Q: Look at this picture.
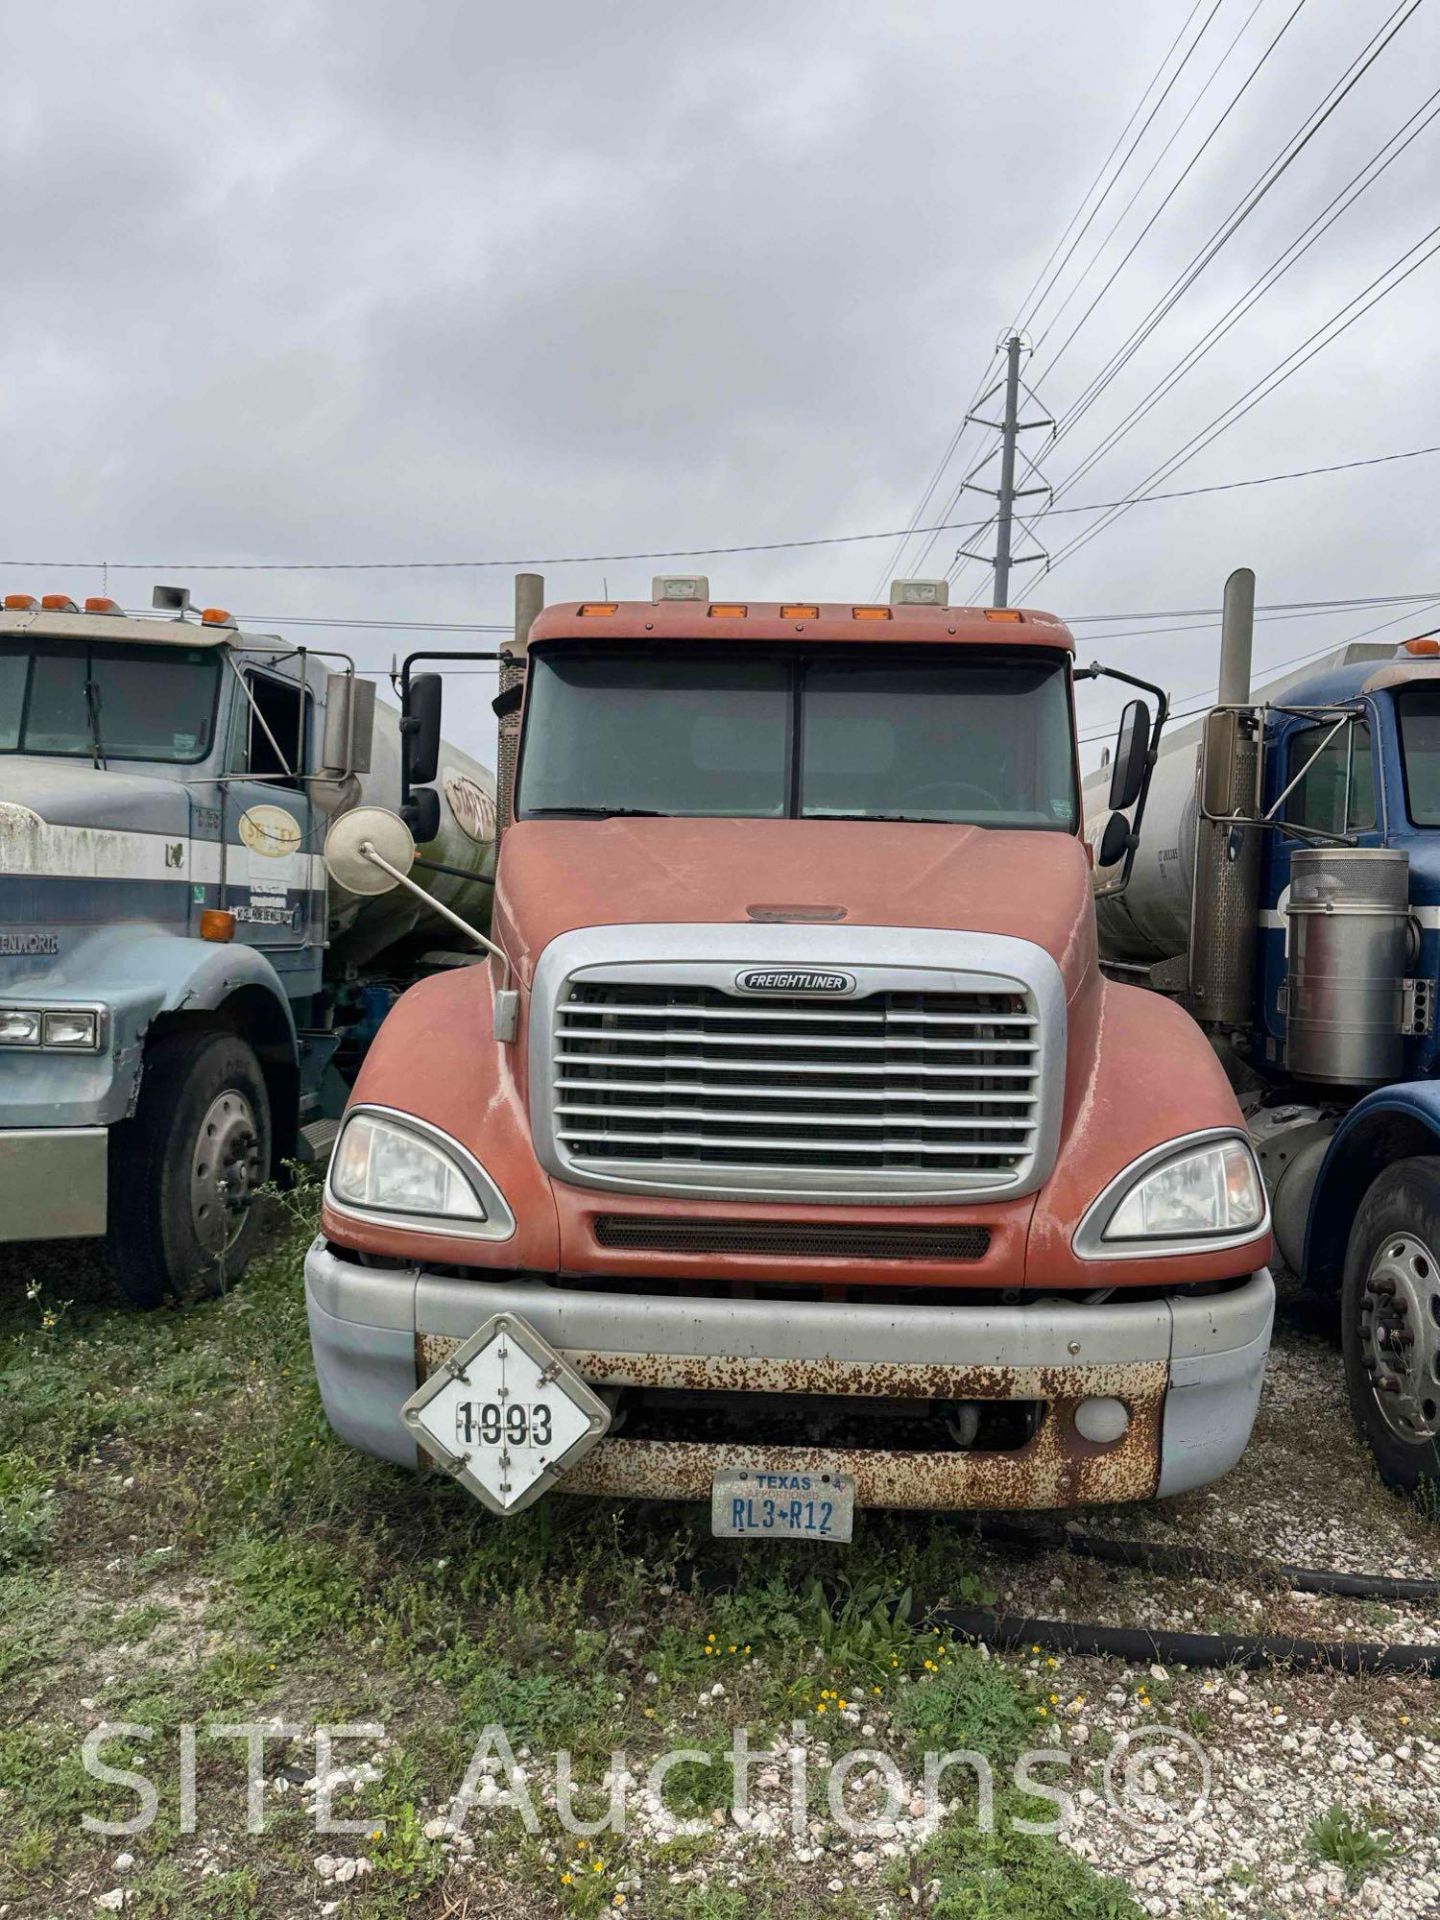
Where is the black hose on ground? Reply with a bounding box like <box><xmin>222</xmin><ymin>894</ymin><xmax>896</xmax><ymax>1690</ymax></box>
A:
<box><xmin>936</xmin><ymin>1604</ymin><xmax>1440</xmax><ymax>1676</ymax></box>
<box><xmin>965</xmin><ymin>1518</ymin><xmax>1440</xmax><ymax>1603</ymax></box>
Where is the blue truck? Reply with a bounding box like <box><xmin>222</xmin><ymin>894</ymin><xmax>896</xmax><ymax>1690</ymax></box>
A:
<box><xmin>0</xmin><ymin>586</ymin><xmax>496</xmax><ymax>1306</ymax></box>
<box><xmin>1087</xmin><ymin>572</ymin><xmax>1440</xmax><ymax>1494</ymax></box>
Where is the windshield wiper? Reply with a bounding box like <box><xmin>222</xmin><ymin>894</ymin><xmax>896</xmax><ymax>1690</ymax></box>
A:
<box><xmin>524</xmin><ymin>806</ymin><xmax>669</xmax><ymax>819</ymax></box>
<box><xmin>83</xmin><ymin>675</ymin><xmax>107</xmax><ymax>771</ymax></box>
<box><xmin>809</xmin><ymin>812</ymin><xmax>953</xmax><ymax>824</ymax></box>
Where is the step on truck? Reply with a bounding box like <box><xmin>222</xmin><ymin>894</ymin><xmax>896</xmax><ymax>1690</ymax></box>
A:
<box><xmin>1086</xmin><ymin>566</ymin><xmax>1440</xmax><ymax>1496</ymax></box>
<box><xmin>303</xmin><ymin>574</ymin><xmax>1274</xmax><ymax>1536</ymax></box>
<box><xmin>0</xmin><ymin>586</ymin><xmax>498</xmax><ymax>1305</ymax></box>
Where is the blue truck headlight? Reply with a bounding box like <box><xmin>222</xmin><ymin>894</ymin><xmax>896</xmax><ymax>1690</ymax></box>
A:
<box><xmin>326</xmin><ymin>1105</ymin><xmax>516</xmax><ymax>1241</ymax></box>
<box><xmin>0</xmin><ymin>1006</ymin><xmax>103</xmax><ymax>1050</ymax></box>
<box><xmin>1075</xmin><ymin>1130</ymin><xmax>1268</xmax><ymax>1259</ymax></box>
<box><xmin>0</xmin><ymin>1009</ymin><xmax>41</xmax><ymax>1046</ymax></box>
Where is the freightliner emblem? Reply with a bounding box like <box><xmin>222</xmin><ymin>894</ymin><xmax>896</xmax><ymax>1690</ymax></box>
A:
<box><xmin>735</xmin><ymin>967</ymin><xmax>856</xmax><ymax>996</ymax></box>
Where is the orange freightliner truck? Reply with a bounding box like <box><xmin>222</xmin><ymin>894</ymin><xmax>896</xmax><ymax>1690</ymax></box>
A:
<box><xmin>304</xmin><ymin>574</ymin><xmax>1275</xmax><ymax>1540</ymax></box>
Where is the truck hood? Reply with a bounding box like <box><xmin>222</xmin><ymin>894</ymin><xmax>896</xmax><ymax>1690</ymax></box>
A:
<box><xmin>497</xmin><ymin>817</ymin><xmax>1097</xmax><ymax>1002</ymax></box>
<box><xmin>0</xmin><ymin>758</ymin><xmax>191</xmax><ymax>837</ymax></box>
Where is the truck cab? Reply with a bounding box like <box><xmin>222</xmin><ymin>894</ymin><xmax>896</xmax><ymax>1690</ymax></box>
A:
<box><xmin>1088</xmin><ymin>608</ymin><xmax>1440</xmax><ymax>1496</ymax></box>
<box><xmin>0</xmin><ymin>587</ymin><xmax>496</xmax><ymax>1305</ymax></box>
<box><xmin>305</xmin><ymin>577</ymin><xmax>1275</xmax><ymax>1530</ymax></box>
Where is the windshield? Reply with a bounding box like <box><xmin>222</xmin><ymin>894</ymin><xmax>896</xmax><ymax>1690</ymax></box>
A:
<box><xmin>0</xmin><ymin>640</ymin><xmax>222</xmax><ymax>764</ymax></box>
<box><xmin>517</xmin><ymin>644</ymin><xmax>1077</xmax><ymax>829</ymax></box>
<box><xmin>1397</xmin><ymin>686</ymin><xmax>1440</xmax><ymax>826</ymax></box>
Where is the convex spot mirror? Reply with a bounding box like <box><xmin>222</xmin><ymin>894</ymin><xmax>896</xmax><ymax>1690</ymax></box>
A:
<box><xmin>403</xmin><ymin>785</ymin><xmax>442</xmax><ymax>844</ymax></box>
<box><xmin>1108</xmin><ymin>699</ymin><xmax>1152</xmax><ymax>812</ymax></box>
<box><xmin>1098</xmin><ymin>811</ymin><xmax>1132</xmax><ymax>869</ymax></box>
<box><xmin>323</xmin><ymin>805</ymin><xmax>416</xmax><ymax>896</ymax></box>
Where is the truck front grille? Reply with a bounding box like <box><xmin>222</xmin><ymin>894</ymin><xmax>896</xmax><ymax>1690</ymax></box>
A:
<box><xmin>552</xmin><ymin>982</ymin><xmax>1041</xmax><ymax>1193</ymax></box>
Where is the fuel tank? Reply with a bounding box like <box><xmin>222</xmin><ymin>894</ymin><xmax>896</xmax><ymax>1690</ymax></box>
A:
<box><xmin>327</xmin><ymin>698</ymin><xmax>497</xmax><ymax>967</ymax></box>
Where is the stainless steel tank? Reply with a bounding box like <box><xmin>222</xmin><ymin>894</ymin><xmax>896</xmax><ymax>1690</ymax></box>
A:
<box><xmin>1285</xmin><ymin>848</ymin><xmax>1410</xmax><ymax>1084</ymax></box>
<box><xmin>1087</xmin><ymin>742</ymin><xmax>1200</xmax><ymax>964</ymax></box>
<box><xmin>327</xmin><ymin>696</ymin><xmax>497</xmax><ymax>967</ymax></box>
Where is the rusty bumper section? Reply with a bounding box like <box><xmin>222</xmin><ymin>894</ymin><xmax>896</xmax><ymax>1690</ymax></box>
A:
<box><xmin>305</xmin><ymin>1245</ymin><xmax>1274</xmax><ymax>1511</ymax></box>
<box><xmin>416</xmin><ymin>1332</ymin><xmax>1168</xmax><ymax>1507</ymax></box>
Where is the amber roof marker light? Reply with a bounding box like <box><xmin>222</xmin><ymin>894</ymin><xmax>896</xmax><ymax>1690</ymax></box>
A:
<box><xmin>577</xmin><ymin>603</ymin><xmax>618</xmax><ymax>617</ymax></box>
<box><xmin>707</xmin><ymin>604</ymin><xmax>748</xmax><ymax>619</ymax></box>
<box><xmin>852</xmin><ymin>606</ymin><xmax>892</xmax><ymax>620</ymax></box>
<box><xmin>983</xmin><ymin>609</ymin><xmax>1025</xmax><ymax>623</ymax></box>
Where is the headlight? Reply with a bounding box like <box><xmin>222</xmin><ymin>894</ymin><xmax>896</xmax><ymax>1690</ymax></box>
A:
<box><xmin>1075</xmin><ymin>1130</ymin><xmax>1267</xmax><ymax>1258</ymax></box>
<box><xmin>0</xmin><ymin>1006</ymin><xmax>103</xmax><ymax>1050</ymax></box>
<box><xmin>43</xmin><ymin>1010</ymin><xmax>99</xmax><ymax>1048</ymax></box>
<box><xmin>0</xmin><ymin>1009</ymin><xmax>41</xmax><ymax>1046</ymax></box>
<box><xmin>332</xmin><ymin>1111</ymin><xmax>483</xmax><ymax>1218</ymax></box>
<box><xmin>325</xmin><ymin>1107</ymin><xmax>515</xmax><ymax>1241</ymax></box>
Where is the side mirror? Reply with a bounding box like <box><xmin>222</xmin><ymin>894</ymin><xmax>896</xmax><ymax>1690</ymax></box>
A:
<box><xmin>321</xmin><ymin>672</ymin><xmax>375</xmax><ymax>776</ymax></box>
<box><xmin>1108</xmin><ymin>699</ymin><xmax>1151</xmax><ymax>811</ymax></box>
<box><xmin>1097</xmin><ymin>812</ymin><xmax>1132</xmax><ymax>869</ymax></box>
<box><xmin>322</xmin><ymin>805</ymin><xmax>415</xmax><ymax>895</ymax></box>
<box><xmin>404</xmin><ymin>672</ymin><xmax>443</xmax><ymax>788</ymax></box>
<box><xmin>1200</xmin><ymin>708</ymin><xmax>1251</xmax><ymax>818</ymax></box>
<box><xmin>403</xmin><ymin>785</ymin><xmax>442</xmax><ymax>844</ymax></box>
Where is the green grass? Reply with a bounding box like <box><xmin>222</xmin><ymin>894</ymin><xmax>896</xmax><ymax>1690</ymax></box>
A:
<box><xmin>0</xmin><ymin>1203</ymin><xmax>1143</xmax><ymax>1918</ymax></box>
<box><xmin>1308</xmin><ymin>1802</ymin><xmax>1393</xmax><ymax>1881</ymax></box>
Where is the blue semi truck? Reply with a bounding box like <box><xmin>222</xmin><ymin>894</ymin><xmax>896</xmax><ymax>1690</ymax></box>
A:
<box><xmin>1087</xmin><ymin>571</ymin><xmax>1440</xmax><ymax>1494</ymax></box>
<box><xmin>0</xmin><ymin>586</ymin><xmax>497</xmax><ymax>1306</ymax></box>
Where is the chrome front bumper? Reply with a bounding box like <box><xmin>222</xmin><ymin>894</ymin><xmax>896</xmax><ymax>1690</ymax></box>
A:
<box><xmin>304</xmin><ymin>1242</ymin><xmax>1274</xmax><ymax>1510</ymax></box>
<box><xmin>0</xmin><ymin>1127</ymin><xmax>107</xmax><ymax>1239</ymax></box>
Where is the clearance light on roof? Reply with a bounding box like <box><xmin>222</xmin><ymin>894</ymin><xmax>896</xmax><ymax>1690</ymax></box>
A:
<box><xmin>708</xmin><ymin>603</ymin><xmax>748</xmax><ymax>618</ymax></box>
<box><xmin>652</xmin><ymin>575</ymin><xmax>710</xmax><ymax>602</ymax></box>
<box><xmin>3</xmin><ymin>594</ymin><xmax>38</xmax><ymax>611</ymax></box>
<box><xmin>577</xmin><ymin>603</ymin><xmax>617</xmax><ymax>617</ymax></box>
<box><xmin>84</xmin><ymin>597</ymin><xmax>125</xmax><ymax>615</ymax></box>
<box><xmin>41</xmin><ymin>594</ymin><xmax>78</xmax><ymax>612</ymax></box>
<box><xmin>781</xmin><ymin>605</ymin><xmax>819</xmax><ymax>621</ymax></box>
<box><xmin>200</xmin><ymin>607</ymin><xmax>236</xmax><ymax>627</ymax></box>
<box><xmin>852</xmin><ymin>606</ymin><xmax>891</xmax><ymax>620</ymax></box>
<box><xmin>1404</xmin><ymin>637</ymin><xmax>1440</xmax><ymax>656</ymax></box>
<box><xmin>983</xmin><ymin>608</ymin><xmax>1024</xmax><ymax>623</ymax></box>
<box><xmin>890</xmin><ymin>579</ymin><xmax>949</xmax><ymax>608</ymax></box>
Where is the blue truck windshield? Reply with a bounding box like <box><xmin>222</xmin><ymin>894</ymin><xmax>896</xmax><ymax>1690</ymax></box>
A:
<box><xmin>0</xmin><ymin>640</ymin><xmax>222</xmax><ymax>764</ymax></box>
<box><xmin>1397</xmin><ymin>685</ymin><xmax>1440</xmax><ymax>826</ymax></box>
<box><xmin>517</xmin><ymin>645</ymin><xmax>1078</xmax><ymax>829</ymax></box>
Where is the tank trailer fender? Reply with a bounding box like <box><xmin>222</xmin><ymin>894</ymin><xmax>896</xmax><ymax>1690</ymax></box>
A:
<box><xmin>39</xmin><ymin>927</ymin><xmax>297</xmax><ymax>1126</ymax></box>
<box><xmin>1303</xmin><ymin>1084</ymin><xmax>1440</xmax><ymax>1293</ymax></box>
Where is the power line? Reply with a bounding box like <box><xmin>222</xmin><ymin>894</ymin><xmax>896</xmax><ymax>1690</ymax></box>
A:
<box><xmin>11</xmin><ymin>440</ymin><xmax>1437</xmax><ymax>580</ymax></box>
<box><xmin>1045</xmin><ymin>78</ymin><xmax>1440</xmax><ymax>507</ymax></box>
<box><xmin>1040</xmin><ymin>0</ymin><xmax>1422</xmax><ymax>443</ymax></box>
<box><xmin>1077</xmin><ymin>596</ymin><xmax>1440</xmax><ymax>742</ymax></box>
<box><xmin>1021</xmin><ymin>217</ymin><xmax>1440</xmax><ymax>592</ymax></box>
<box><xmin>1031</xmin><ymin>0</ymin><xmax>1298</xmax><ymax>358</ymax></box>
<box><xmin>1015</xmin><ymin>0</ymin><xmax>1226</xmax><ymax>336</ymax></box>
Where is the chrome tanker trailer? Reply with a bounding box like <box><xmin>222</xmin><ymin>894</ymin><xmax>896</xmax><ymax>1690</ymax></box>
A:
<box><xmin>1084</xmin><ymin>567</ymin><xmax>1440</xmax><ymax>1493</ymax></box>
<box><xmin>0</xmin><ymin>584</ymin><xmax>496</xmax><ymax>1306</ymax></box>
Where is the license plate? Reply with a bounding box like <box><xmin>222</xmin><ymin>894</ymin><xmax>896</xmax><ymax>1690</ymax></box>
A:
<box><xmin>711</xmin><ymin>1469</ymin><xmax>855</xmax><ymax>1542</ymax></box>
<box><xmin>400</xmin><ymin>1314</ymin><xmax>610</xmax><ymax>1518</ymax></box>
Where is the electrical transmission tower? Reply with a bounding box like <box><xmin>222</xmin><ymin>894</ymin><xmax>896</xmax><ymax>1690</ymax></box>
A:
<box><xmin>957</xmin><ymin>334</ymin><xmax>1056</xmax><ymax>607</ymax></box>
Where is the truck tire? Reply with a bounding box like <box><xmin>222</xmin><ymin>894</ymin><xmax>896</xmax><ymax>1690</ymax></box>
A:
<box><xmin>107</xmin><ymin>1030</ymin><xmax>271</xmax><ymax>1309</ymax></box>
<box><xmin>1341</xmin><ymin>1157</ymin><xmax>1440</xmax><ymax>1496</ymax></box>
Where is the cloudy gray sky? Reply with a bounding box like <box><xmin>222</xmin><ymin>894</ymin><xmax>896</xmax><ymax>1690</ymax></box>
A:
<box><xmin>5</xmin><ymin>0</ymin><xmax>1440</xmax><ymax>765</ymax></box>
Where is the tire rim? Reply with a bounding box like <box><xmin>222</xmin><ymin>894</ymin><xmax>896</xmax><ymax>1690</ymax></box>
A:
<box><xmin>190</xmin><ymin>1089</ymin><xmax>262</xmax><ymax>1258</ymax></box>
<box><xmin>1361</xmin><ymin>1232</ymin><xmax>1440</xmax><ymax>1443</ymax></box>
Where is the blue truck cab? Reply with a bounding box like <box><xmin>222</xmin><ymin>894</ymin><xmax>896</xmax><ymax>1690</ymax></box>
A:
<box><xmin>0</xmin><ymin>585</ymin><xmax>507</xmax><ymax>1309</ymax></box>
<box><xmin>1093</xmin><ymin>627</ymin><xmax>1440</xmax><ymax>1494</ymax></box>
